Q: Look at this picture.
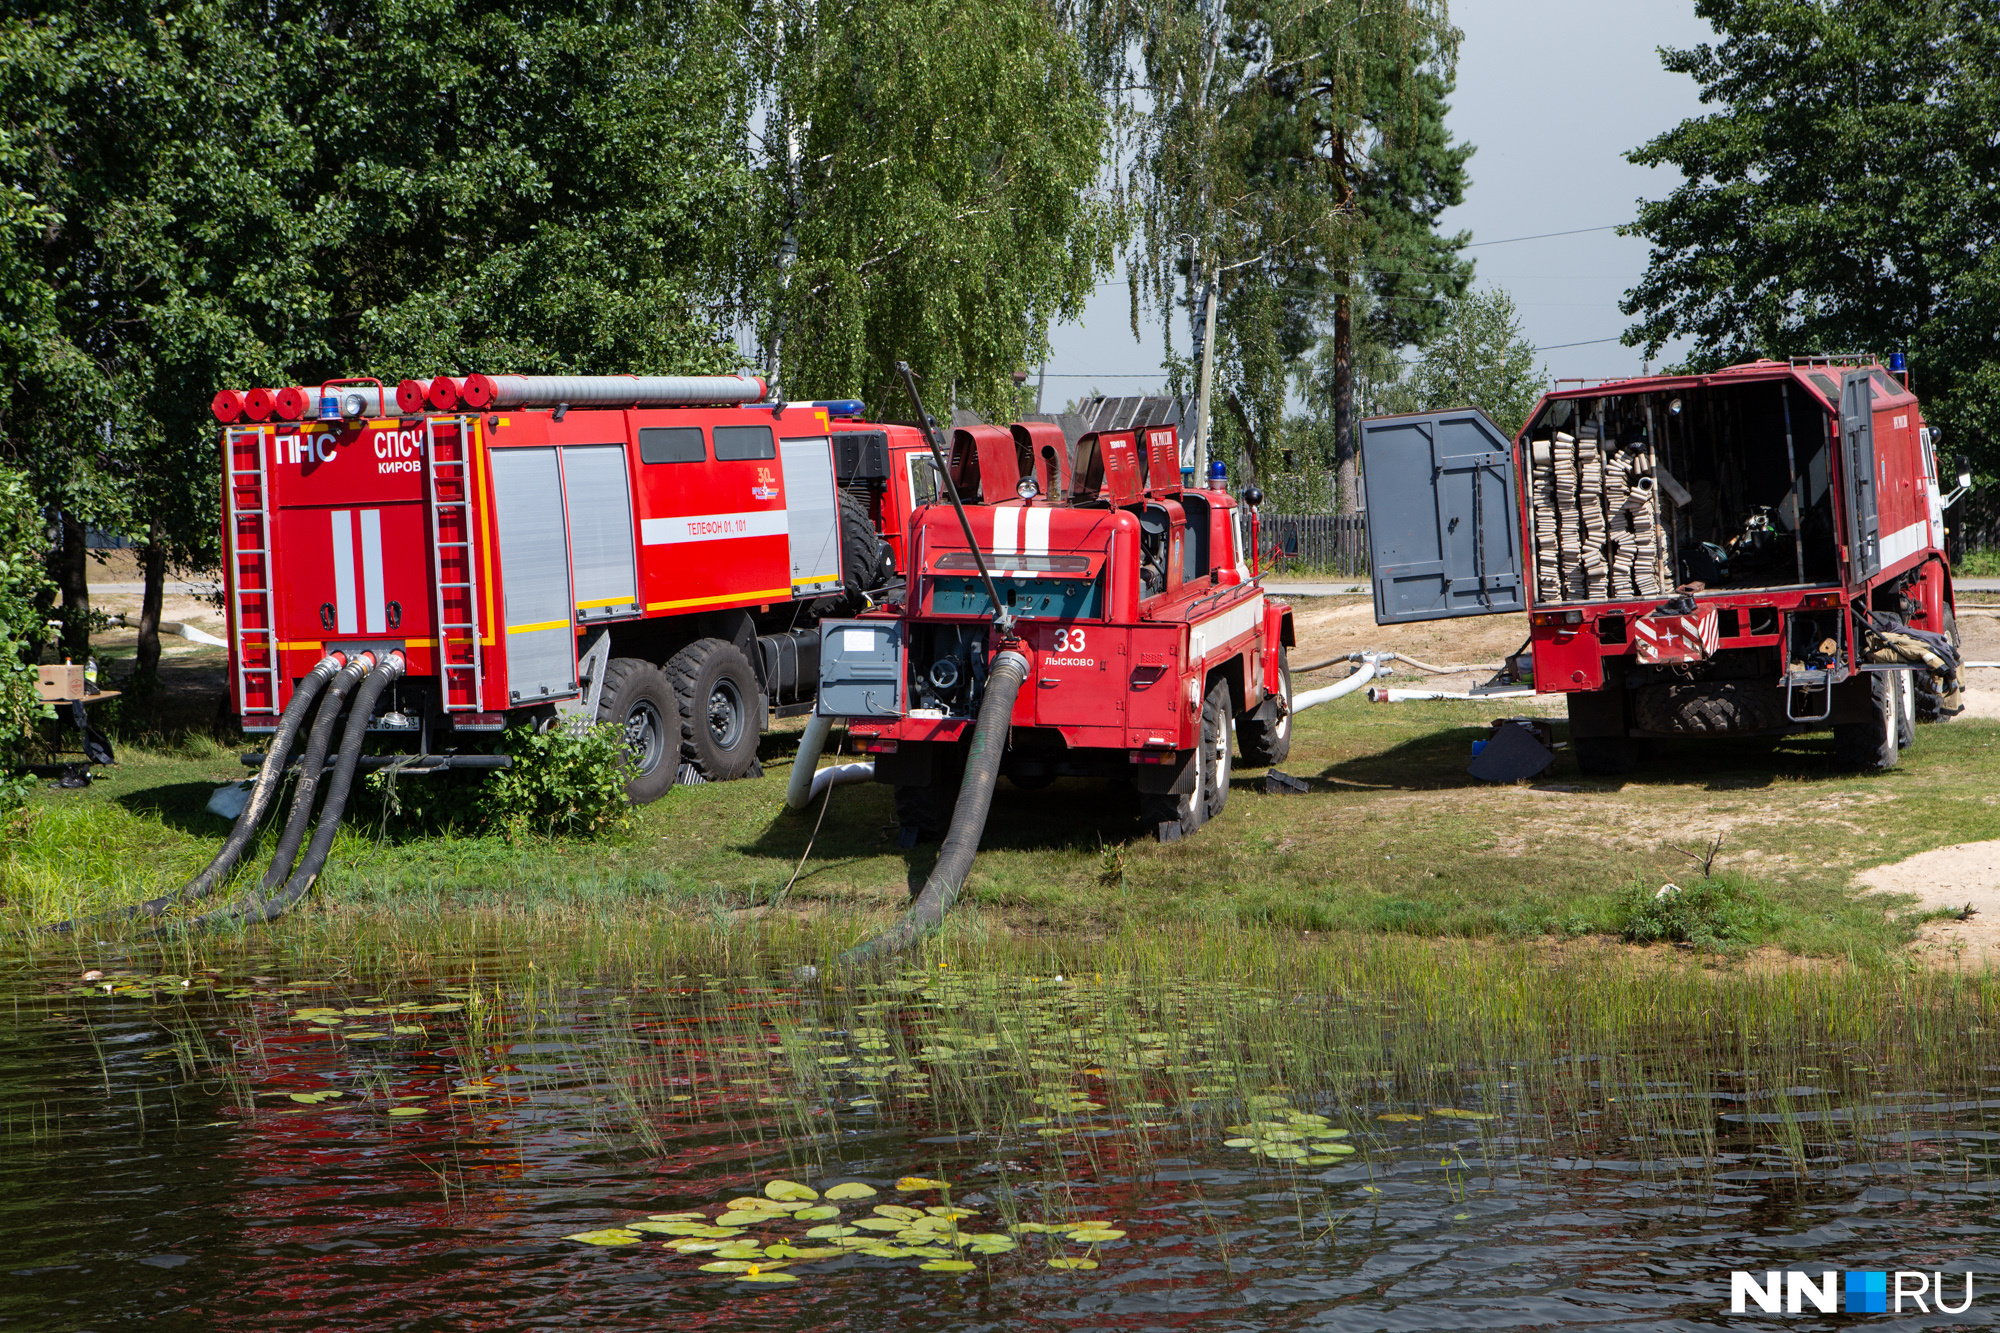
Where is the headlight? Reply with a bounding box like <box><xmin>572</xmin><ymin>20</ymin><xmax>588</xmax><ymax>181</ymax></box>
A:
<box><xmin>1016</xmin><ymin>476</ymin><xmax>1040</xmax><ymax>501</ymax></box>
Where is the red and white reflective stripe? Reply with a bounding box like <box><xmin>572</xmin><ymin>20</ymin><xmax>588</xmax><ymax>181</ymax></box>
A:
<box><xmin>1634</xmin><ymin>608</ymin><xmax>1719</xmax><ymax>664</ymax></box>
<box><xmin>983</xmin><ymin>506</ymin><xmax>1052</xmax><ymax>575</ymax></box>
<box><xmin>329</xmin><ymin>509</ymin><xmax>388</xmax><ymax>635</ymax></box>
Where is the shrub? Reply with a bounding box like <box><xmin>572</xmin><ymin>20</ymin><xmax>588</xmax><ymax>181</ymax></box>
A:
<box><xmin>482</xmin><ymin>720</ymin><xmax>635</xmax><ymax>838</ymax></box>
<box><xmin>1613</xmin><ymin>874</ymin><xmax>1775</xmax><ymax>952</ymax></box>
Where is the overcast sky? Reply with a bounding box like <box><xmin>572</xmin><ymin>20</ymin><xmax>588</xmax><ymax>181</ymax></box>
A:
<box><xmin>1037</xmin><ymin>0</ymin><xmax>1719</xmax><ymax>408</ymax></box>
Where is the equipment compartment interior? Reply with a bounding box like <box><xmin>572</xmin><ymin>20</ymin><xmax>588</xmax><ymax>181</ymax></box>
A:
<box><xmin>1523</xmin><ymin>377</ymin><xmax>1839</xmax><ymax>603</ymax></box>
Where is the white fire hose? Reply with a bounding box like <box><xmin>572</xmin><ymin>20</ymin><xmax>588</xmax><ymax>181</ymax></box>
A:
<box><xmin>785</xmin><ymin>711</ymin><xmax>875</xmax><ymax>810</ymax></box>
<box><xmin>1289</xmin><ymin>653</ymin><xmax>1394</xmax><ymax>715</ymax></box>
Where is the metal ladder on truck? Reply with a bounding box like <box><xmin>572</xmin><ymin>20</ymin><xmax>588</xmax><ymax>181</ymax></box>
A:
<box><xmin>425</xmin><ymin>416</ymin><xmax>486</xmax><ymax>711</ymax></box>
<box><xmin>224</xmin><ymin>427</ymin><xmax>280</xmax><ymax>716</ymax></box>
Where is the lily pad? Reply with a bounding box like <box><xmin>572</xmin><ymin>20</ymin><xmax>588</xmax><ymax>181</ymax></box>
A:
<box><xmin>793</xmin><ymin>1205</ymin><xmax>840</xmax><ymax>1221</ymax></box>
<box><xmin>823</xmin><ymin>1182</ymin><xmax>877</xmax><ymax>1200</ymax></box>
<box><xmin>1067</xmin><ymin>1228</ymin><xmax>1125</xmax><ymax>1242</ymax></box>
<box><xmin>873</xmin><ymin>1204</ymin><xmax>923</xmax><ymax>1221</ymax></box>
<box><xmin>805</xmin><ymin>1224</ymin><xmax>856</xmax><ymax>1239</ymax></box>
<box><xmin>1377</xmin><ymin>1113</ymin><xmax>1424</xmax><ymax>1122</ymax></box>
<box><xmin>853</xmin><ymin>1218</ymin><xmax>908</xmax><ymax>1232</ymax></box>
<box><xmin>1047</xmin><ymin>1257</ymin><xmax>1098</xmax><ymax>1270</ymax></box>
<box><xmin>566</xmin><ymin>1229</ymin><xmax>643</xmax><ymax>1246</ymax></box>
<box><xmin>665</xmin><ymin>1238</ymin><xmax>733</xmax><ymax>1253</ymax></box>
<box><xmin>386</xmin><ymin>1107</ymin><xmax>428</xmax><ymax>1117</ymax></box>
<box><xmin>895</xmin><ymin>1176</ymin><xmax>947</xmax><ymax>1191</ymax></box>
<box><xmin>1432</xmin><ymin>1108</ymin><xmax>1497</xmax><ymax>1121</ymax></box>
<box><xmin>737</xmin><ymin>1271</ymin><xmax>798</xmax><ymax>1283</ymax></box>
<box><xmin>648</xmin><ymin>1212</ymin><xmax>712</xmax><ymax>1221</ymax></box>
<box><xmin>698</xmin><ymin>1260</ymin><xmax>774</xmax><ymax>1272</ymax></box>
<box><xmin>764</xmin><ymin>1179</ymin><xmax>819</xmax><ymax>1202</ymax></box>
<box><xmin>920</xmin><ymin>1259</ymin><xmax>976</xmax><ymax>1272</ymax></box>
<box><xmin>718</xmin><ymin>1210</ymin><xmax>778</xmax><ymax>1226</ymax></box>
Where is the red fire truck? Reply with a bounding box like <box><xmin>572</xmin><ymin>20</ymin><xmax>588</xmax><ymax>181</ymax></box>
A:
<box><xmin>1360</xmin><ymin>358</ymin><xmax>1962</xmax><ymax>773</ymax></box>
<box><xmin>818</xmin><ymin>417</ymin><xmax>1296</xmax><ymax>841</ymax></box>
<box><xmin>210</xmin><ymin>374</ymin><xmax>940</xmax><ymax>803</ymax></box>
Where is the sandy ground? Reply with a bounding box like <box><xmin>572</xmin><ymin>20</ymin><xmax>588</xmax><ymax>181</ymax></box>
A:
<box><xmin>1857</xmin><ymin>844</ymin><xmax>2000</xmax><ymax>968</ymax></box>
<box><xmin>80</xmin><ymin>550</ymin><xmax>228</xmax><ymax>659</ymax></box>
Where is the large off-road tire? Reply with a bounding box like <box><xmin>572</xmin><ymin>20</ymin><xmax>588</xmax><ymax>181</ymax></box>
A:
<box><xmin>665</xmin><ymin>638</ymin><xmax>763</xmax><ymax>781</ymax></box>
<box><xmin>839</xmin><ymin>489</ymin><xmax>885</xmax><ymax>604</ymax></box>
<box><xmin>1833</xmin><ymin>671</ymin><xmax>1899</xmax><ymax>770</ymax></box>
<box><xmin>895</xmin><ymin>746</ymin><xmax>966</xmax><ymax>844</ymax></box>
<box><xmin>1201</xmin><ymin>679</ymin><xmax>1233</xmax><ymax>821</ymax></box>
<box><xmin>1631</xmin><ymin>680</ymin><xmax>1788</xmax><ymax>734</ymax></box>
<box><xmin>596</xmin><ymin>657</ymin><xmax>676</xmax><ymax>806</ymax></box>
<box><xmin>1916</xmin><ymin>607</ymin><xmax>1962</xmax><ymax>723</ymax></box>
<box><xmin>1236</xmin><ymin>647</ymin><xmax>1293</xmax><ymax>766</ymax></box>
<box><xmin>1141</xmin><ymin>683</ymin><xmax>1220</xmax><ymax>840</ymax></box>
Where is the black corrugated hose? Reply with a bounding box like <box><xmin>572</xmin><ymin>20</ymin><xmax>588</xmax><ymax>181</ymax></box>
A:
<box><xmin>255</xmin><ymin>653</ymin><xmax>374</xmax><ymax>893</ymax></box>
<box><xmin>799</xmin><ymin>648</ymin><xmax>1029</xmax><ymax>980</ymax></box>
<box><xmin>43</xmin><ymin>651</ymin><xmax>347</xmax><ymax>935</ymax></box>
<box><xmin>167</xmin><ymin>652</ymin><xmax>404</xmax><ymax>932</ymax></box>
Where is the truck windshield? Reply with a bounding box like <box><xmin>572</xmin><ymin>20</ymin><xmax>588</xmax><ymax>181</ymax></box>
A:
<box><xmin>928</xmin><ymin>575</ymin><xmax>1101</xmax><ymax>619</ymax></box>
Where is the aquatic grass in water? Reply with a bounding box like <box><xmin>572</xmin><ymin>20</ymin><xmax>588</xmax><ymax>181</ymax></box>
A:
<box><xmin>7</xmin><ymin>933</ymin><xmax>2000</xmax><ymax>1326</ymax></box>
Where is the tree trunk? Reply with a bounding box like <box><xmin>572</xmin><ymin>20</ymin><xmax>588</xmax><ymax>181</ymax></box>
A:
<box><xmin>1332</xmin><ymin>278</ymin><xmax>1358</xmax><ymax>517</ymax></box>
<box><xmin>137</xmin><ymin>525</ymin><xmax>166</xmax><ymax>681</ymax></box>
<box><xmin>1225</xmin><ymin>390</ymin><xmax>1262</xmax><ymax>485</ymax></box>
<box><xmin>57</xmin><ymin>511</ymin><xmax>89</xmax><ymax>662</ymax></box>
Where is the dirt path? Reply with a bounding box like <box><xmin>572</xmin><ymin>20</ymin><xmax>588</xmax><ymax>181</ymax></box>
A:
<box><xmin>1857</xmin><ymin>841</ymin><xmax>2000</xmax><ymax>967</ymax></box>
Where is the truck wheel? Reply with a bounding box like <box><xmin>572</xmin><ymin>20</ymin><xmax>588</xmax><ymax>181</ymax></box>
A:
<box><xmin>596</xmin><ymin>657</ymin><xmax>676</xmax><ymax>805</ymax></box>
<box><xmin>1833</xmin><ymin>672</ymin><xmax>1899</xmax><ymax>770</ymax></box>
<box><xmin>1236</xmin><ymin>648</ymin><xmax>1293</xmax><ymax>766</ymax></box>
<box><xmin>1202</xmin><ymin>679</ymin><xmax>1233</xmax><ymax>821</ymax></box>
<box><xmin>1631</xmin><ymin>680</ymin><xmax>1786</xmax><ymax>734</ymax></box>
<box><xmin>839</xmin><ymin>490</ymin><xmax>883</xmax><ymax>604</ymax></box>
<box><xmin>665</xmin><ymin>638</ymin><xmax>762</xmax><ymax>781</ymax></box>
<box><xmin>1140</xmin><ymin>689</ymin><xmax>1218</xmax><ymax>840</ymax></box>
<box><xmin>1916</xmin><ymin>608</ymin><xmax>1962</xmax><ymax>723</ymax></box>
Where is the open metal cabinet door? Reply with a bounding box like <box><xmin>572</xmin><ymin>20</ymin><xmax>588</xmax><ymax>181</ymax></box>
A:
<box><xmin>1840</xmin><ymin>370</ymin><xmax>1882</xmax><ymax>581</ymax></box>
<box><xmin>1360</xmin><ymin>408</ymin><xmax>1524</xmax><ymax>624</ymax></box>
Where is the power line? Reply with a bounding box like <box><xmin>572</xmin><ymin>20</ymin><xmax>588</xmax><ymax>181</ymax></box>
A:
<box><xmin>1466</xmin><ymin>224</ymin><xmax>1626</xmax><ymax>248</ymax></box>
<box><xmin>1538</xmin><ymin>336</ymin><xmax>1625</xmax><ymax>350</ymax></box>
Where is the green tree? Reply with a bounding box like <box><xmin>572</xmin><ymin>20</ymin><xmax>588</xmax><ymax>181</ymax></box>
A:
<box><xmin>754</xmin><ymin>0</ymin><xmax>1117</xmax><ymax>421</ymax></box>
<box><xmin>1118</xmin><ymin>1</ymin><xmax>1464</xmax><ymax>491</ymax></box>
<box><xmin>1620</xmin><ymin>0</ymin><xmax>2000</xmax><ymax>464</ymax></box>
<box><xmin>1373</xmin><ymin>285</ymin><xmax>1544</xmax><ymax>436</ymax></box>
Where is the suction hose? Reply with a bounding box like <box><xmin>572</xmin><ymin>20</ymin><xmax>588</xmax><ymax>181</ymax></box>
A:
<box><xmin>256</xmin><ymin>652</ymin><xmax>374</xmax><ymax>892</ymax></box>
<box><xmin>170</xmin><ymin>652</ymin><xmax>404</xmax><ymax>932</ymax></box>
<box><xmin>799</xmin><ymin>648</ymin><xmax>1029</xmax><ymax>980</ymax></box>
<box><xmin>42</xmin><ymin>652</ymin><xmax>346</xmax><ymax>934</ymax></box>
<box><xmin>1289</xmin><ymin>653</ymin><xmax>1392</xmax><ymax>715</ymax></box>
<box><xmin>785</xmin><ymin>713</ymin><xmax>874</xmax><ymax>809</ymax></box>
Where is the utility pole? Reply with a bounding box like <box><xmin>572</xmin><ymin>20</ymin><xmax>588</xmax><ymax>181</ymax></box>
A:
<box><xmin>1192</xmin><ymin>268</ymin><xmax>1218</xmax><ymax>480</ymax></box>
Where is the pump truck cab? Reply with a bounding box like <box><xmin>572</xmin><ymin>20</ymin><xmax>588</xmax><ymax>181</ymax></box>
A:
<box><xmin>1361</xmin><ymin>357</ymin><xmax>1963</xmax><ymax>774</ymax></box>
<box><xmin>212</xmin><ymin>373</ymin><xmax>930</xmax><ymax>804</ymax></box>
<box><xmin>818</xmin><ymin>411</ymin><xmax>1296</xmax><ymax>843</ymax></box>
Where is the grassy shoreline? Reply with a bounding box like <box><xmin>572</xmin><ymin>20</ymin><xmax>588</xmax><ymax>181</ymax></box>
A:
<box><xmin>7</xmin><ymin>680</ymin><xmax>1996</xmax><ymax>969</ymax></box>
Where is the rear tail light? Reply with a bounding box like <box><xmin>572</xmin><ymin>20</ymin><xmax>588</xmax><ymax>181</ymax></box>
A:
<box><xmin>211</xmin><ymin>390</ymin><xmax>247</xmax><ymax>424</ymax></box>
<box><xmin>1128</xmin><ymin>749</ymin><xmax>1175</xmax><ymax>764</ymax></box>
<box><xmin>1531</xmin><ymin>610</ymin><xmax>1586</xmax><ymax>627</ymax></box>
<box><xmin>271</xmin><ymin>386</ymin><xmax>311</xmax><ymax>421</ymax></box>
<box><xmin>241</xmin><ymin>388</ymin><xmax>277</xmax><ymax>422</ymax></box>
<box><xmin>1799</xmin><ymin>591</ymin><xmax>1845</xmax><ymax>610</ymax></box>
<box><xmin>427</xmin><ymin>376</ymin><xmax>464</xmax><ymax>411</ymax></box>
<box><xmin>396</xmin><ymin>379</ymin><xmax>432</xmax><ymax>414</ymax></box>
<box><xmin>856</xmin><ymin>737</ymin><xmax>898</xmax><ymax>754</ymax></box>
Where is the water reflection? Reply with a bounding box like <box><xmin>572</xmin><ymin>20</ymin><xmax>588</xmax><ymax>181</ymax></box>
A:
<box><xmin>1</xmin><ymin>963</ymin><xmax>1996</xmax><ymax>1331</ymax></box>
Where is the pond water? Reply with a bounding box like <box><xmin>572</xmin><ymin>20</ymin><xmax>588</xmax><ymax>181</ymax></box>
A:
<box><xmin>3</xmin><ymin>961</ymin><xmax>1998</xmax><ymax>1331</ymax></box>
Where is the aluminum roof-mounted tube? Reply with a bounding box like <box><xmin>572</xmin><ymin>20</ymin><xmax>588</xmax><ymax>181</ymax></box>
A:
<box><xmin>460</xmin><ymin>374</ymin><xmax>768</xmax><ymax>410</ymax></box>
<box><xmin>1291</xmin><ymin>653</ymin><xmax>1392</xmax><ymax>715</ymax></box>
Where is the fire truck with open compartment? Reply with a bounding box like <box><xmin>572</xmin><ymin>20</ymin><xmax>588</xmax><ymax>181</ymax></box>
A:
<box><xmin>1359</xmin><ymin>358</ymin><xmax>1963</xmax><ymax>773</ymax></box>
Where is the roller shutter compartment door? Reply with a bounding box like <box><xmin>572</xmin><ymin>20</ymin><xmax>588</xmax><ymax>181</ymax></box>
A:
<box><xmin>561</xmin><ymin>444</ymin><xmax>639</xmax><ymax>622</ymax></box>
<box><xmin>782</xmin><ymin>435</ymin><xmax>842</xmax><ymax>597</ymax></box>
<box><xmin>489</xmin><ymin>447</ymin><xmax>578</xmax><ymax>702</ymax></box>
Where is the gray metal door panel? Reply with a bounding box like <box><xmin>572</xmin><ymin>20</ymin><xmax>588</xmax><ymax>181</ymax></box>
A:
<box><xmin>782</xmin><ymin>435</ymin><xmax>842</xmax><ymax>596</ymax></box>
<box><xmin>1360</xmin><ymin>408</ymin><xmax>1524</xmax><ymax>624</ymax></box>
<box><xmin>489</xmin><ymin>447</ymin><xmax>577</xmax><ymax>702</ymax></box>
<box><xmin>560</xmin><ymin>444</ymin><xmax>638</xmax><ymax>621</ymax></box>
<box><xmin>817</xmin><ymin>618</ymin><xmax>903</xmax><ymax>717</ymax></box>
<box><xmin>1841</xmin><ymin>370</ymin><xmax>1881</xmax><ymax>580</ymax></box>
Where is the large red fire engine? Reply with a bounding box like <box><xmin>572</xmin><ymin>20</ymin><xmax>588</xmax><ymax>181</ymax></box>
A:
<box><xmin>210</xmin><ymin>373</ymin><xmax>940</xmax><ymax>802</ymax></box>
<box><xmin>818</xmin><ymin>415</ymin><xmax>1296</xmax><ymax>841</ymax></box>
<box><xmin>1360</xmin><ymin>357</ymin><xmax>1964</xmax><ymax>773</ymax></box>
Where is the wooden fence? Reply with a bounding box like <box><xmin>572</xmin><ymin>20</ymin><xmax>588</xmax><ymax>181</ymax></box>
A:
<box><xmin>1256</xmin><ymin>512</ymin><xmax>1369</xmax><ymax>577</ymax></box>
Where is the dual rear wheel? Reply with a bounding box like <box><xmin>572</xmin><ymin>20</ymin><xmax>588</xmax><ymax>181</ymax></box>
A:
<box><xmin>597</xmin><ymin>638</ymin><xmax>762</xmax><ymax>804</ymax></box>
